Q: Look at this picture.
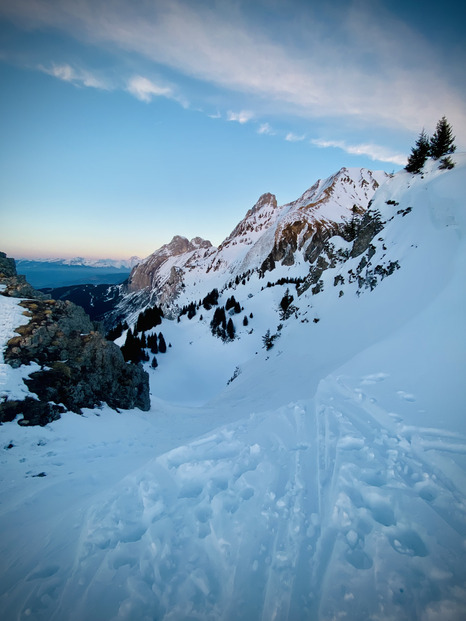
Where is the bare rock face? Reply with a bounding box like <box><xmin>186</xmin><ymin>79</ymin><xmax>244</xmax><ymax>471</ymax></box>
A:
<box><xmin>127</xmin><ymin>236</ymin><xmax>213</xmax><ymax>293</ymax></box>
<box><xmin>1</xmin><ymin>253</ymin><xmax>150</xmax><ymax>424</ymax></box>
<box><xmin>220</xmin><ymin>193</ymin><xmax>278</xmax><ymax>248</ymax></box>
<box><xmin>0</xmin><ymin>251</ymin><xmax>43</xmax><ymax>299</ymax></box>
<box><xmin>259</xmin><ymin>168</ymin><xmax>387</xmax><ymax>274</ymax></box>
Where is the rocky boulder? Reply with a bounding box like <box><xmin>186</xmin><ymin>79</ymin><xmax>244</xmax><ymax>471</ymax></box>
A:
<box><xmin>1</xmin><ymin>253</ymin><xmax>150</xmax><ymax>423</ymax></box>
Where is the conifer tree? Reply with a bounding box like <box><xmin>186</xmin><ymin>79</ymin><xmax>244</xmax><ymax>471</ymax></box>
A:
<box><xmin>121</xmin><ymin>329</ymin><xmax>144</xmax><ymax>364</ymax></box>
<box><xmin>430</xmin><ymin>116</ymin><xmax>456</xmax><ymax>160</ymax></box>
<box><xmin>279</xmin><ymin>289</ymin><xmax>295</xmax><ymax>319</ymax></box>
<box><xmin>158</xmin><ymin>332</ymin><xmax>167</xmax><ymax>353</ymax></box>
<box><xmin>405</xmin><ymin>129</ymin><xmax>430</xmax><ymax>173</ymax></box>
<box><xmin>151</xmin><ymin>356</ymin><xmax>158</xmax><ymax>369</ymax></box>
<box><xmin>211</xmin><ymin>306</ymin><xmax>227</xmax><ymax>338</ymax></box>
<box><xmin>226</xmin><ymin>318</ymin><xmax>235</xmax><ymax>341</ymax></box>
<box><xmin>147</xmin><ymin>333</ymin><xmax>158</xmax><ymax>354</ymax></box>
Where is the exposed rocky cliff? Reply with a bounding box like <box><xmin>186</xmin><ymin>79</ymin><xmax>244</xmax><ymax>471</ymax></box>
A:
<box><xmin>127</xmin><ymin>236</ymin><xmax>214</xmax><ymax>293</ymax></box>
<box><xmin>0</xmin><ymin>253</ymin><xmax>150</xmax><ymax>425</ymax></box>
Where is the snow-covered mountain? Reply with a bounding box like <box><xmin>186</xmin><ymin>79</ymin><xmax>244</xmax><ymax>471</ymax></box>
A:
<box><xmin>1</xmin><ymin>156</ymin><xmax>465</xmax><ymax>620</ymax></box>
<box><xmin>123</xmin><ymin>167</ymin><xmax>387</xmax><ymax>312</ymax></box>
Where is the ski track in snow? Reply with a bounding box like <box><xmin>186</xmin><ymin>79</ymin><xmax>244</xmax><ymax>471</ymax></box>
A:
<box><xmin>3</xmin><ymin>374</ymin><xmax>465</xmax><ymax>621</ymax></box>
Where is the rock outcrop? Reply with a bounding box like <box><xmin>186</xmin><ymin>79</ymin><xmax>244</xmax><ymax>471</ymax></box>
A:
<box><xmin>127</xmin><ymin>236</ymin><xmax>213</xmax><ymax>293</ymax></box>
<box><xmin>0</xmin><ymin>251</ymin><xmax>43</xmax><ymax>299</ymax></box>
<box><xmin>1</xmin><ymin>253</ymin><xmax>150</xmax><ymax>424</ymax></box>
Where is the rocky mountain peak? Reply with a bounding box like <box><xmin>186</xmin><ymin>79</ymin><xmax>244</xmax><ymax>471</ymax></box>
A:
<box><xmin>251</xmin><ymin>192</ymin><xmax>278</xmax><ymax>214</ymax></box>
<box><xmin>190</xmin><ymin>237</ymin><xmax>213</xmax><ymax>250</ymax></box>
<box><xmin>217</xmin><ymin>193</ymin><xmax>278</xmax><ymax>253</ymax></box>
<box><xmin>127</xmin><ymin>236</ymin><xmax>214</xmax><ymax>295</ymax></box>
<box><xmin>120</xmin><ymin>167</ymin><xmax>389</xmax><ymax>310</ymax></box>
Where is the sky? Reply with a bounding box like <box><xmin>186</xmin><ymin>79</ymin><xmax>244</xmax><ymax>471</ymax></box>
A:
<box><xmin>0</xmin><ymin>0</ymin><xmax>465</xmax><ymax>260</ymax></box>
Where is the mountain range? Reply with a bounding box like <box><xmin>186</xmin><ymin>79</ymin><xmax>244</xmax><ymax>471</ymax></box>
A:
<box><xmin>15</xmin><ymin>256</ymin><xmax>142</xmax><ymax>289</ymax></box>
<box><xmin>17</xmin><ymin>256</ymin><xmax>141</xmax><ymax>269</ymax></box>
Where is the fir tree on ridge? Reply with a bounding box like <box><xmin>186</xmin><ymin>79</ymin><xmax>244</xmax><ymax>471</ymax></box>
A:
<box><xmin>405</xmin><ymin>129</ymin><xmax>431</xmax><ymax>174</ymax></box>
<box><xmin>430</xmin><ymin>116</ymin><xmax>456</xmax><ymax>160</ymax></box>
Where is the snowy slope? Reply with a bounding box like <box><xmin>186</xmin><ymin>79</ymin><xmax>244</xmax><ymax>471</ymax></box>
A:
<box><xmin>0</xmin><ymin>157</ymin><xmax>465</xmax><ymax>620</ymax></box>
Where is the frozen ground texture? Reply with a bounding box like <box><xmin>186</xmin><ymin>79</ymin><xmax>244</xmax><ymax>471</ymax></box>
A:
<box><xmin>1</xmin><ymin>158</ymin><xmax>465</xmax><ymax>620</ymax></box>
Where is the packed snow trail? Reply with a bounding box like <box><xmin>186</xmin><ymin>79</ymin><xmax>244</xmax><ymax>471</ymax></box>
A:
<box><xmin>3</xmin><ymin>379</ymin><xmax>465</xmax><ymax>621</ymax></box>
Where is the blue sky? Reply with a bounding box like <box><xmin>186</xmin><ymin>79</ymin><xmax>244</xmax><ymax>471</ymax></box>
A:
<box><xmin>1</xmin><ymin>0</ymin><xmax>465</xmax><ymax>260</ymax></box>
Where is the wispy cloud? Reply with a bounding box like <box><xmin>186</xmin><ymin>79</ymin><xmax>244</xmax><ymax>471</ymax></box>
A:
<box><xmin>227</xmin><ymin>110</ymin><xmax>254</xmax><ymax>124</ymax></box>
<box><xmin>126</xmin><ymin>75</ymin><xmax>174</xmax><ymax>103</ymax></box>
<box><xmin>39</xmin><ymin>63</ymin><xmax>109</xmax><ymax>89</ymax></box>
<box><xmin>2</xmin><ymin>0</ymin><xmax>465</xmax><ymax>141</ymax></box>
<box><xmin>312</xmin><ymin>138</ymin><xmax>406</xmax><ymax>166</ymax></box>
<box><xmin>285</xmin><ymin>132</ymin><xmax>305</xmax><ymax>142</ymax></box>
<box><xmin>257</xmin><ymin>122</ymin><xmax>275</xmax><ymax>135</ymax></box>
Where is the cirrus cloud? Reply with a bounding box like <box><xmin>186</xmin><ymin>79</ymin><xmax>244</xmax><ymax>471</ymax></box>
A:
<box><xmin>126</xmin><ymin>75</ymin><xmax>174</xmax><ymax>103</ymax></box>
<box><xmin>227</xmin><ymin>110</ymin><xmax>254</xmax><ymax>124</ymax></box>
<box><xmin>312</xmin><ymin>138</ymin><xmax>406</xmax><ymax>166</ymax></box>
<box><xmin>39</xmin><ymin>63</ymin><xmax>109</xmax><ymax>90</ymax></box>
<box><xmin>285</xmin><ymin>132</ymin><xmax>306</xmax><ymax>142</ymax></box>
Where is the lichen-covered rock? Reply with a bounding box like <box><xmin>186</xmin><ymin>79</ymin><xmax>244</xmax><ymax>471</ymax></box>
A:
<box><xmin>1</xmin><ymin>252</ymin><xmax>150</xmax><ymax>421</ymax></box>
<box><xmin>0</xmin><ymin>398</ymin><xmax>64</xmax><ymax>426</ymax></box>
<box><xmin>4</xmin><ymin>299</ymin><xmax>150</xmax><ymax>414</ymax></box>
<box><xmin>23</xmin><ymin>333</ymin><xmax>150</xmax><ymax>414</ymax></box>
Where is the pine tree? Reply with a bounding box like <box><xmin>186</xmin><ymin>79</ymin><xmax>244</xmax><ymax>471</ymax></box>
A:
<box><xmin>226</xmin><ymin>318</ymin><xmax>235</xmax><ymax>341</ymax></box>
<box><xmin>187</xmin><ymin>302</ymin><xmax>196</xmax><ymax>319</ymax></box>
<box><xmin>405</xmin><ymin>129</ymin><xmax>430</xmax><ymax>173</ymax></box>
<box><xmin>262</xmin><ymin>329</ymin><xmax>277</xmax><ymax>350</ymax></box>
<box><xmin>151</xmin><ymin>356</ymin><xmax>158</xmax><ymax>369</ymax></box>
<box><xmin>243</xmin><ymin>315</ymin><xmax>249</xmax><ymax>326</ymax></box>
<box><xmin>158</xmin><ymin>332</ymin><xmax>167</xmax><ymax>353</ymax></box>
<box><xmin>211</xmin><ymin>306</ymin><xmax>227</xmax><ymax>338</ymax></box>
<box><xmin>148</xmin><ymin>333</ymin><xmax>158</xmax><ymax>354</ymax></box>
<box><xmin>279</xmin><ymin>289</ymin><xmax>295</xmax><ymax>320</ymax></box>
<box><xmin>430</xmin><ymin>116</ymin><xmax>456</xmax><ymax>160</ymax></box>
<box><xmin>120</xmin><ymin>329</ymin><xmax>144</xmax><ymax>364</ymax></box>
